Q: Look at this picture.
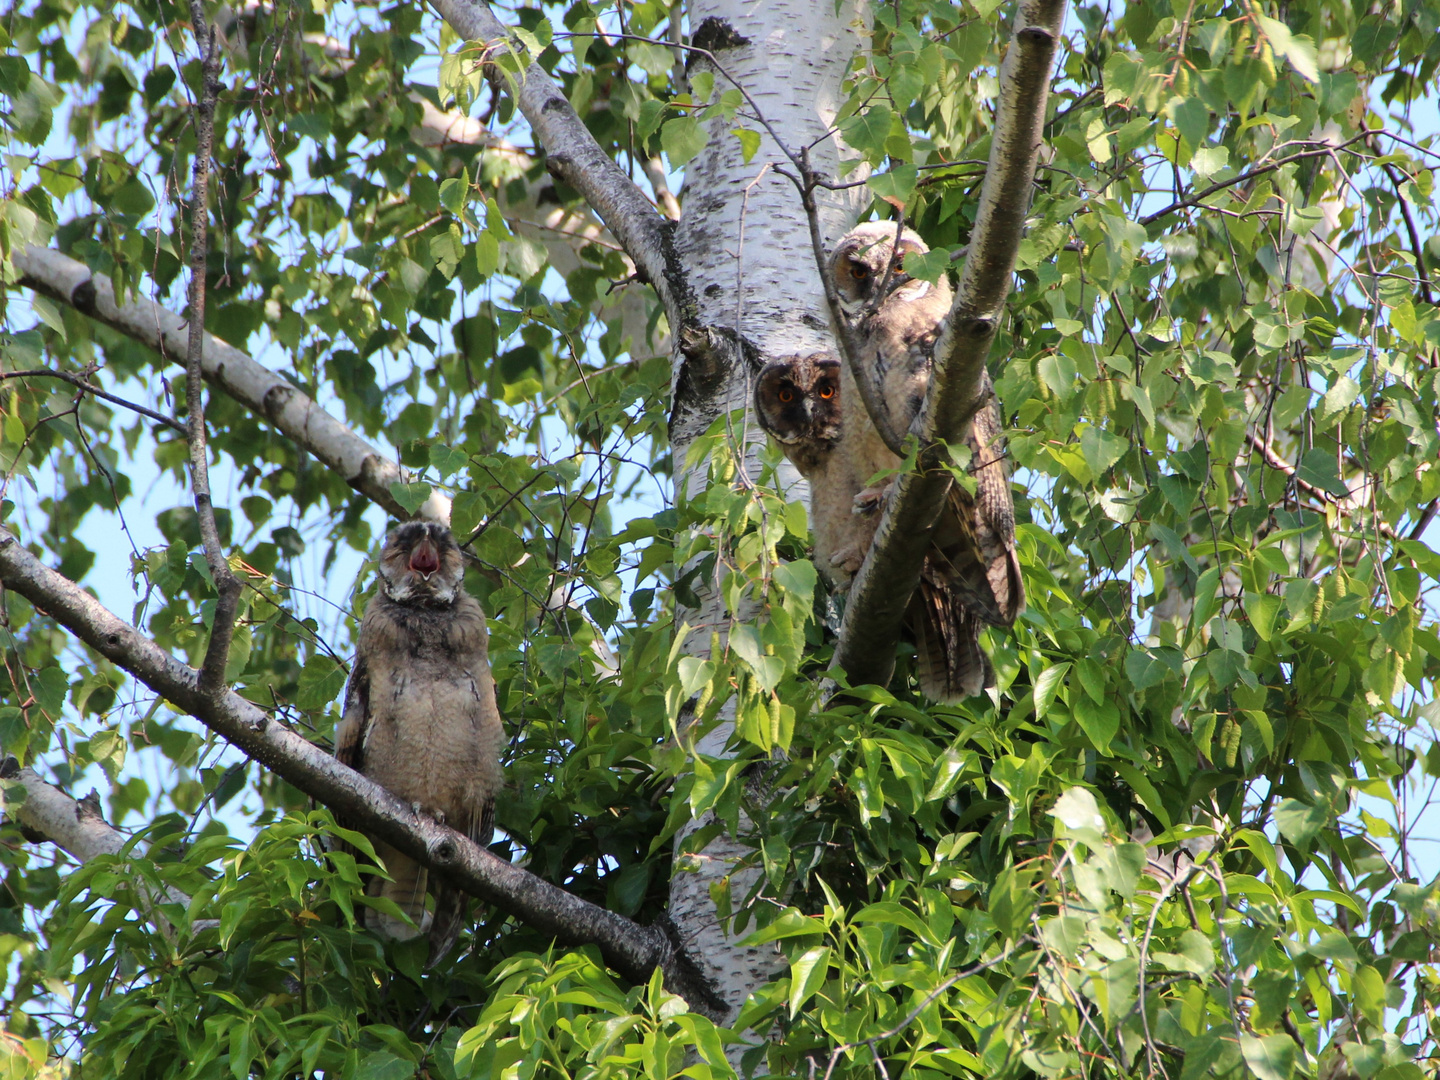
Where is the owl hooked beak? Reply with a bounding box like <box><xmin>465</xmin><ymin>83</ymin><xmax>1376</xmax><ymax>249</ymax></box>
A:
<box><xmin>409</xmin><ymin>538</ymin><xmax>441</xmax><ymax>579</ymax></box>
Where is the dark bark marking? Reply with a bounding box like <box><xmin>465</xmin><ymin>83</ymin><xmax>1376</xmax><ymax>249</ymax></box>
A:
<box><xmin>70</xmin><ymin>278</ymin><xmax>97</xmax><ymax>313</ymax></box>
<box><xmin>262</xmin><ymin>382</ymin><xmax>294</xmax><ymax>420</ymax></box>
<box><xmin>690</xmin><ymin>16</ymin><xmax>750</xmax><ymax>56</ymax></box>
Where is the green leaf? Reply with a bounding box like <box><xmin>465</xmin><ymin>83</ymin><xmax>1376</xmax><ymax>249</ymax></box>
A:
<box><xmin>989</xmin><ymin>866</ymin><xmax>1036</xmax><ymax>939</ymax></box>
<box><xmin>852</xmin><ymin>901</ymin><xmax>940</xmax><ymax>945</ymax></box>
<box><xmin>439</xmin><ymin>173</ymin><xmax>469</xmax><ymax>216</ymax></box>
<box><xmin>1072</xmin><ymin>695</ymin><xmax>1119</xmax><ymax>754</ymax></box>
<box><xmin>1079</xmin><ymin>425</ymin><xmax>1128</xmax><ymax>478</ymax></box>
<box><xmin>839</xmin><ymin>104</ymin><xmax>892</xmax><ymax>161</ymax></box>
<box><xmin>1037</xmin><ymin>352</ymin><xmax>1079</xmax><ymax>400</ymax></box>
<box><xmin>1254</xmin><ymin>15</ymin><xmax>1319</xmax><ymax>82</ymax></box>
<box><xmin>1033</xmin><ymin>663</ymin><xmax>1070</xmax><ymax>719</ymax></box>
<box><xmin>868</xmin><ymin>165</ymin><xmax>918</xmax><ymax>205</ymax></box>
<box><xmin>731</xmin><ymin>127</ymin><xmax>761</xmax><ymax>163</ymax></box>
<box><xmin>428</xmin><ymin>443</ymin><xmax>469</xmax><ymax>477</ymax></box>
<box><xmin>111</xmin><ymin>178</ymin><xmax>155</xmax><ymax>218</ymax></box>
<box><xmin>787</xmin><ymin>946</ymin><xmax>831</xmax><ymax>1016</ymax></box>
<box><xmin>661</xmin><ymin>117</ymin><xmax>707</xmax><ymax>166</ymax></box>
<box><xmin>739</xmin><ymin>909</ymin><xmax>824</xmax><ymax>945</ymax></box>
<box><xmin>1240</xmin><ymin>1033</ymin><xmax>1295</xmax><ymax>1080</ymax></box>
<box><xmin>353</xmin><ymin>1050</ymin><xmax>418</xmax><ymax>1080</ymax></box>
<box><xmin>1294</xmin><ymin>450</ymin><xmax>1350</xmax><ymax>498</ymax></box>
<box><xmin>1351</xmin><ymin>964</ymin><xmax>1386</xmax><ymax>1026</ymax></box>
<box><xmin>296</xmin><ymin>655</ymin><xmax>346</xmax><ymax>711</ymax></box>
<box><xmin>1244</xmin><ymin>592</ymin><xmax>1283</xmax><ymax>641</ymax></box>
<box><xmin>1051</xmin><ymin>787</ymin><xmax>1105</xmax><ymax>849</ymax></box>
<box><xmin>389</xmin><ymin>482</ymin><xmax>433</xmax><ymax>515</ymax></box>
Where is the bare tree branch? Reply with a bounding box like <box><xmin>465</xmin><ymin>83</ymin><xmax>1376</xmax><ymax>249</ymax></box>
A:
<box><xmin>832</xmin><ymin>0</ymin><xmax>1069</xmax><ymax>689</ymax></box>
<box><xmin>0</xmin><ymin>368</ymin><xmax>187</xmax><ymax>433</ymax></box>
<box><xmin>1373</xmin><ymin>151</ymin><xmax>1435</xmax><ymax>305</ymax></box>
<box><xmin>0</xmin><ymin>527</ymin><xmax>725</xmax><ymax>1019</ymax></box>
<box><xmin>427</xmin><ymin>0</ymin><xmax>695</xmax><ymax>333</ymax></box>
<box><xmin>1137</xmin><ymin>132</ymin><xmax>1374</xmax><ymax>227</ymax></box>
<box><xmin>1246</xmin><ymin>430</ymin><xmax>1392</xmax><ymax>538</ymax></box>
<box><xmin>184</xmin><ymin>4</ymin><xmax>244</xmax><ymax>697</ymax></box>
<box><xmin>13</xmin><ymin>245</ymin><xmax>449</xmax><ymax>524</ymax></box>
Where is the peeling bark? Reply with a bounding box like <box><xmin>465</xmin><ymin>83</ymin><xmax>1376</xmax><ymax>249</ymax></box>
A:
<box><xmin>832</xmin><ymin>0</ymin><xmax>1069</xmax><ymax>689</ymax></box>
<box><xmin>0</xmin><ymin>529</ymin><xmax>727</xmax><ymax>1018</ymax></box>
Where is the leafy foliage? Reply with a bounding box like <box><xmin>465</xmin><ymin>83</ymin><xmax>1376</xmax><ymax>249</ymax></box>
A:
<box><xmin>1</xmin><ymin>0</ymin><xmax>1439</xmax><ymax>1076</ymax></box>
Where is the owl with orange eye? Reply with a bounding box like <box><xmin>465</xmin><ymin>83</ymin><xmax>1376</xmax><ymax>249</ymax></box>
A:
<box><xmin>753</xmin><ymin>351</ymin><xmax>871</xmax><ymax>583</ymax></box>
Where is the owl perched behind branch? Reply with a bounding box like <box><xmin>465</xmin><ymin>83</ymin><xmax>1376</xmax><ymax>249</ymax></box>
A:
<box><xmin>333</xmin><ymin>521</ymin><xmax>504</xmax><ymax>965</ymax></box>
<box><xmin>815</xmin><ymin>221</ymin><xmax>1025</xmax><ymax>698</ymax></box>
<box><xmin>753</xmin><ymin>353</ymin><xmax>871</xmax><ymax>578</ymax></box>
<box><xmin>756</xmin><ymin>349</ymin><xmax>994</xmax><ymax>699</ymax></box>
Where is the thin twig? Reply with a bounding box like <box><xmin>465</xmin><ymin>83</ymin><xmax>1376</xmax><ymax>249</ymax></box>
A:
<box><xmin>793</xmin><ymin>145</ymin><xmax>904</xmax><ymax>455</ymax></box>
<box><xmin>0</xmin><ymin>368</ymin><xmax>187</xmax><ymax>434</ymax></box>
<box><xmin>1138</xmin><ymin>132</ymin><xmax>1375</xmax><ymax>226</ymax></box>
<box><xmin>819</xmin><ymin>941</ymin><xmax>1025</xmax><ymax>1080</ymax></box>
<box><xmin>184</xmin><ymin>1</ymin><xmax>243</xmax><ymax>698</ymax></box>
<box><xmin>1375</xmin><ymin>152</ymin><xmax>1434</xmax><ymax>303</ymax></box>
<box><xmin>1244</xmin><ymin>430</ymin><xmax>1393</xmax><ymax>539</ymax></box>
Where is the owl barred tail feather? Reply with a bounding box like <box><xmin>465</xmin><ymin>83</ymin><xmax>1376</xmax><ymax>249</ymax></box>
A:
<box><xmin>427</xmin><ymin>885</ymin><xmax>466</xmax><ymax>964</ymax></box>
<box><xmin>368</xmin><ymin>841</ymin><xmax>431</xmax><ymax>942</ymax></box>
<box><xmin>425</xmin><ymin>796</ymin><xmax>494</xmax><ymax>966</ymax></box>
<box><xmin>910</xmin><ymin>571</ymin><xmax>992</xmax><ymax>702</ymax></box>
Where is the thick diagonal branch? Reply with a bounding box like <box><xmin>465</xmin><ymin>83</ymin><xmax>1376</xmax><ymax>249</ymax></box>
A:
<box><xmin>428</xmin><ymin>0</ymin><xmax>695</xmax><ymax>334</ymax></box>
<box><xmin>0</xmin><ymin>762</ymin><xmax>192</xmax><ymax>940</ymax></box>
<box><xmin>184</xmin><ymin>4</ymin><xmax>243</xmax><ymax>697</ymax></box>
<box><xmin>0</xmin><ymin>528</ymin><xmax>725</xmax><ymax>1019</ymax></box>
<box><xmin>832</xmin><ymin>0</ymin><xmax>1068</xmax><ymax>688</ymax></box>
<box><xmin>13</xmin><ymin>246</ymin><xmax>447</xmax><ymax>524</ymax></box>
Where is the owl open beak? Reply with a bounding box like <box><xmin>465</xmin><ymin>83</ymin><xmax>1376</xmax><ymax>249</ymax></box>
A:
<box><xmin>409</xmin><ymin>538</ymin><xmax>441</xmax><ymax>578</ymax></box>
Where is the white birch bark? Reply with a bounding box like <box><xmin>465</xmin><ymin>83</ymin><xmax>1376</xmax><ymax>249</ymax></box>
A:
<box><xmin>12</xmin><ymin>245</ymin><xmax>451</xmax><ymax>523</ymax></box>
<box><xmin>665</xmin><ymin>0</ymin><xmax>870</xmax><ymax>1031</ymax></box>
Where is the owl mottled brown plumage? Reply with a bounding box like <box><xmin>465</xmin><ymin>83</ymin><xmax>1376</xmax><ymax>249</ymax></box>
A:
<box><xmin>754</xmin><ymin>352</ymin><xmax>873</xmax><ymax>580</ymax></box>
<box><xmin>827</xmin><ymin>221</ymin><xmax>1026</xmax><ymax>699</ymax></box>
<box><xmin>334</xmin><ymin>521</ymin><xmax>504</xmax><ymax>964</ymax></box>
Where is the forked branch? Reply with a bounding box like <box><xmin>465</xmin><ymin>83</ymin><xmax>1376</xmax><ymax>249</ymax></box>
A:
<box><xmin>832</xmin><ymin>0</ymin><xmax>1069</xmax><ymax>688</ymax></box>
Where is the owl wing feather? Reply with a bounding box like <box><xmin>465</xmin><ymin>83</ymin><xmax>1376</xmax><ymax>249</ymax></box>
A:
<box><xmin>929</xmin><ymin>372</ymin><xmax>1025</xmax><ymax>627</ymax></box>
<box><xmin>328</xmin><ymin>653</ymin><xmax>370</xmax><ymax>863</ymax></box>
<box><xmin>909</xmin><ymin>564</ymin><xmax>992</xmax><ymax>702</ymax></box>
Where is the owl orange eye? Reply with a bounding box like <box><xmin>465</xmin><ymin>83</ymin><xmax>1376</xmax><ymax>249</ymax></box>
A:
<box><xmin>818</xmin><ymin>385</ymin><xmax>835</xmax><ymax>399</ymax></box>
<box><xmin>778</xmin><ymin>388</ymin><xmax>795</xmax><ymax>403</ymax></box>
<box><xmin>849</xmin><ymin>260</ymin><xmax>869</xmax><ymax>278</ymax></box>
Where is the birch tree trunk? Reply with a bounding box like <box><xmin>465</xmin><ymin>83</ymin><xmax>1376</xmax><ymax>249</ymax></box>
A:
<box><xmin>663</xmin><ymin>0</ymin><xmax>870</xmax><ymax>1030</ymax></box>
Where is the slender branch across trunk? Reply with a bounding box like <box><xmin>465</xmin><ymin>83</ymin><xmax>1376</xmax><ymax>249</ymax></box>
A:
<box><xmin>832</xmin><ymin>0</ymin><xmax>1069</xmax><ymax>688</ymax></box>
